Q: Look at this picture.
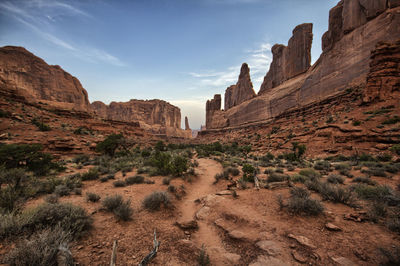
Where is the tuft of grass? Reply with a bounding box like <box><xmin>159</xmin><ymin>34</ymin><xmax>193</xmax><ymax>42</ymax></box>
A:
<box><xmin>142</xmin><ymin>191</ymin><xmax>170</xmax><ymax>211</ymax></box>
<box><xmin>81</xmin><ymin>168</ymin><xmax>99</xmax><ymax>181</ymax></box>
<box><xmin>54</xmin><ymin>185</ymin><xmax>70</xmax><ymax>197</ymax></box>
<box><xmin>352</xmin><ymin>184</ymin><xmax>392</xmax><ymax>201</ymax></box>
<box><xmin>102</xmin><ymin>195</ymin><xmax>124</xmax><ymax>212</ymax></box>
<box><xmin>197</xmin><ymin>244</ymin><xmax>210</xmax><ymax>266</ymax></box>
<box><xmin>162</xmin><ymin>177</ymin><xmax>171</xmax><ymax>185</ymax></box>
<box><xmin>299</xmin><ymin>168</ymin><xmax>321</xmax><ymax>180</ymax></box>
<box><xmin>314</xmin><ymin>160</ymin><xmax>331</xmax><ymax>171</ymax></box>
<box><xmin>352</xmin><ymin>176</ymin><xmax>377</xmax><ymax>186</ymax></box>
<box><xmin>267</xmin><ymin>172</ymin><xmax>289</xmax><ymax>183</ymax></box>
<box><xmin>319</xmin><ymin>182</ymin><xmax>356</xmax><ymax>206</ymax></box>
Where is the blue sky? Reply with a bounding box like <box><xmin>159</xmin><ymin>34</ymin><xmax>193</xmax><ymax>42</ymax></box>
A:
<box><xmin>0</xmin><ymin>0</ymin><xmax>336</xmax><ymax>129</ymax></box>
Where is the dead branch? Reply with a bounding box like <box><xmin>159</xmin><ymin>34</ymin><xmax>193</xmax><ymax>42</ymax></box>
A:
<box><xmin>139</xmin><ymin>229</ymin><xmax>160</xmax><ymax>266</ymax></box>
<box><xmin>110</xmin><ymin>240</ymin><xmax>118</xmax><ymax>266</ymax></box>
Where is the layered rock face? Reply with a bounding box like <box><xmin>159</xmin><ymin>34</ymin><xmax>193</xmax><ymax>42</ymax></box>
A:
<box><xmin>206</xmin><ymin>94</ymin><xmax>227</xmax><ymax>129</ymax></box>
<box><xmin>363</xmin><ymin>40</ymin><xmax>400</xmax><ymax>103</ymax></box>
<box><xmin>91</xmin><ymin>99</ymin><xmax>190</xmax><ymax>138</ymax></box>
<box><xmin>0</xmin><ymin>46</ymin><xmax>90</xmax><ymax>112</ymax></box>
<box><xmin>258</xmin><ymin>23</ymin><xmax>313</xmax><ymax>95</ymax></box>
<box><xmin>185</xmin><ymin>116</ymin><xmax>190</xmax><ymax>130</ymax></box>
<box><xmin>224</xmin><ymin>63</ymin><xmax>256</xmax><ymax>110</ymax></box>
<box><xmin>205</xmin><ymin>1</ymin><xmax>400</xmax><ymax>130</ymax></box>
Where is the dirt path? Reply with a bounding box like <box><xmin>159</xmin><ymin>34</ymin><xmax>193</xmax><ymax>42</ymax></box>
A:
<box><xmin>177</xmin><ymin>158</ymin><xmax>231</xmax><ymax>264</ymax></box>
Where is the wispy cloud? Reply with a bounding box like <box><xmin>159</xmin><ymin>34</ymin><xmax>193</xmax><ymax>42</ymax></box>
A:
<box><xmin>188</xmin><ymin>42</ymin><xmax>272</xmax><ymax>91</ymax></box>
<box><xmin>0</xmin><ymin>0</ymin><xmax>125</xmax><ymax>67</ymax></box>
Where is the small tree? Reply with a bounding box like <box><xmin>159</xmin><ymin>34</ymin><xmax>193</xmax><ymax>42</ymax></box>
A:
<box><xmin>96</xmin><ymin>134</ymin><xmax>125</xmax><ymax>156</ymax></box>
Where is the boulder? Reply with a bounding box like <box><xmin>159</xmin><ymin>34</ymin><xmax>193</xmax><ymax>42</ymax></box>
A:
<box><xmin>288</xmin><ymin>234</ymin><xmax>316</xmax><ymax>249</ymax></box>
<box><xmin>249</xmin><ymin>255</ymin><xmax>289</xmax><ymax>266</ymax></box>
<box><xmin>325</xmin><ymin>223</ymin><xmax>342</xmax><ymax>231</ymax></box>
<box><xmin>256</xmin><ymin>240</ymin><xmax>282</xmax><ymax>256</ymax></box>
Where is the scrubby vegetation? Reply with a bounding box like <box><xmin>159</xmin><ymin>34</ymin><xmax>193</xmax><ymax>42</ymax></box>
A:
<box><xmin>102</xmin><ymin>194</ymin><xmax>133</xmax><ymax>221</ymax></box>
<box><xmin>142</xmin><ymin>191</ymin><xmax>171</xmax><ymax>211</ymax></box>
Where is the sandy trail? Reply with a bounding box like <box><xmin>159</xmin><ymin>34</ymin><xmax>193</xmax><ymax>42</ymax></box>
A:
<box><xmin>177</xmin><ymin>158</ymin><xmax>229</xmax><ymax>264</ymax></box>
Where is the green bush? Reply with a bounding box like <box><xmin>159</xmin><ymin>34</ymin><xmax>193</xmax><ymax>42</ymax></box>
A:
<box><xmin>96</xmin><ymin>134</ymin><xmax>125</xmax><ymax>156</ymax></box>
<box><xmin>314</xmin><ymin>160</ymin><xmax>331</xmax><ymax>171</ymax></box>
<box><xmin>126</xmin><ymin>175</ymin><xmax>145</xmax><ymax>185</ymax></box>
<box><xmin>390</xmin><ymin>144</ymin><xmax>400</xmax><ymax>155</ymax></box>
<box><xmin>142</xmin><ymin>191</ymin><xmax>170</xmax><ymax>211</ymax></box>
<box><xmin>299</xmin><ymin>168</ymin><xmax>321</xmax><ymax>180</ymax></box>
<box><xmin>0</xmin><ymin>144</ymin><xmax>58</xmax><ymax>176</ymax></box>
<box><xmin>290</xmin><ymin>174</ymin><xmax>307</xmax><ymax>183</ymax></box>
<box><xmin>226</xmin><ymin>167</ymin><xmax>240</xmax><ymax>176</ymax></box>
<box><xmin>268</xmin><ymin>172</ymin><xmax>288</xmax><ymax>183</ymax></box>
<box><xmin>352</xmin><ymin>176</ymin><xmax>377</xmax><ymax>186</ymax></box>
<box><xmin>54</xmin><ymin>185</ymin><xmax>70</xmax><ymax>197</ymax></box>
<box><xmin>170</xmin><ymin>155</ymin><xmax>188</xmax><ymax>176</ymax></box>
<box><xmin>361</xmin><ymin>167</ymin><xmax>387</xmax><ymax>177</ymax></box>
<box><xmin>31</xmin><ymin>118</ymin><xmax>51</xmax><ymax>131</ymax></box>
<box><xmin>81</xmin><ymin>168</ymin><xmax>99</xmax><ymax>181</ymax></box>
<box><xmin>86</xmin><ymin>192</ymin><xmax>101</xmax><ymax>202</ymax></box>
<box><xmin>353</xmin><ymin>184</ymin><xmax>392</xmax><ymax>201</ymax></box>
<box><xmin>113</xmin><ymin>180</ymin><xmax>126</xmax><ymax>187</ymax></box>
<box><xmin>113</xmin><ymin>199</ymin><xmax>133</xmax><ymax>221</ymax></box>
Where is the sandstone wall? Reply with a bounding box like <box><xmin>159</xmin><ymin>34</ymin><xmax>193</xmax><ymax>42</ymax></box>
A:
<box><xmin>91</xmin><ymin>99</ymin><xmax>191</xmax><ymax>138</ymax></box>
<box><xmin>0</xmin><ymin>46</ymin><xmax>90</xmax><ymax>112</ymax></box>
<box><xmin>363</xmin><ymin>40</ymin><xmax>400</xmax><ymax>103</ymax></box>
<box><xmin>205</xmin><ymin>2</ymin><xmax>400</xmax><ymax>130</ymax></box>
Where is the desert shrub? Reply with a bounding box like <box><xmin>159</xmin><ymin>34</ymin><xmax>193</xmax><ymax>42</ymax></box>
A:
<box><xmin>81</xmin><ymin>168</ymin><xmax>99</xmax><ymax>181</ymax></box>
<box><xmin>379</xmin><ymin>246</ymin><xmax>400</xmax><ymax>265</ymax></box>
<box><xmin>74</xmin><ymin>126</ymin><xmax>90</xmax><ymax>135</ymax></box>
<box><xmin>72</xmin><ymin>154</ymin><xmax>90</xmax><ymax>164</ymax></box>
<box><xmin>353</xmin><ymin>184</ymin><xmax>392</xmax><ymax>201</ymax></box>
<box><xmin>155</xmin><ymin>141</ymin><xmax>166</xmax><ymax>151</ymax></box>
<box><xmin>319</xmin><ymin>182</ymin><xmax>355</xmax><ymax>206</ymax></box>
<box><xmin>170</xmin><ymin>155</ymin><xmax>189</xmax><ymax>176</ymax></box>
<box><xmin>361</xmin><ymin>167</ymin><xmax>387</xmax><ymax>177</ymax></box>
<box><xmin>54</xmin><ymin>185</ymin><xmax>70</xmax><ymax>197</ymax></box>
<box><xmin>327</xmin><ymin>174</ymin><xmax>345</xmax><ymax>184</ymax></box>
<box><xmin>0</xmin><ymin>144</ymin><xmax>58</xmax><ymax>176</ymax></box>
<box><xmin>291</xmin><ymin>174</ymin><xmax>307</xmax><ymax>183</ymax></box>
<box><xmin>86</xmin><ymin>192</ymin><xmax>101</xmax><ymax>202</ymax></box>
<box><xmin>44</xmin><ymin>194</ymin><xmax>59</xmax><ymax>204</ymax></box>
<box><xmin>4</xmin><ymin>226</ymin><xmax>73</xmax><ymax>266</ymax></box>
<box><xmin>305</xmin><ymin>179</ymin><xmax>322</xmax><ymax>192</ymax></box>
<box><xmin>260</xmin><ymin>152</ymin><xmax>274</xmax><ymax>162</ymax></box>
<box><xmin>283</xmin><ymin>142</ymin><xmax>306</xmax><ymax>162</ymax></box>
<box><xmin>168</xmin><ymin>185</ymin><xmax>176</xmax><ymax>193</ymax></box>
<box><xmin>126</xmin><ymin>175</ymin><xmax>144</xmax><ymax>185</ymax></box>
<box><xmin>334</xmin><ymin>163</ymin><xmax>351</xmax><ymax>171</ymax></box>
<box><xmin>287</xmin><ymin>187</ymin><xmax>324</xmax><ymax>216</ymax></box>
<box><xmin>352</xmin><ymin>120</ymin><xmax>361</xmax><ymax>126</ymax></box>
<box><xmin>242</xmin><ymin>164</ymin><xmax>256</xmax><ymax>182</ymax></box>
<box><xmin>102</xmin><ymin>195</ymin><xmax>123</xmax><ymax>212</ymax></box>
<box><xmin>113</xmin><ymin>200</ymin><xmax>133</xmax><ymax>221</ymax></box>
<box><xmin>387</xmin><ymin>216</ymin><xmax>400</xmax><ymax>233</ymax></box>
<box><xmin>384</xmin><ymin>163</ymin><xmax>400</xmax><ymax>174</ymax></box>
<box><xmin>390</xmin><ymin>144</ymin><xmax>400</xmax><ymax>155</ymax></box>
<box><xmin>299</xmin><ymin>168</ymin><xmax>321</xmax><ymax>180</ymax></box>
<box><xmin>358</xmin><ymin>153</ymin><xmax>376</xmax><ymax>162</ymax></box>
<box><xmin>0</xmin><ymin>203</ymin><xmax>92</xmax><ymax>239</ymax></box>
<box><xmin>113</xmin><ymin>180</ymin><xmax>126</xmax><ymax>187</ymax></box>
<box><xmin>352</xmin><ymin>176</ymin><xmax>377</xmax><ymax>186</ymax></box>
<box><xmin>100</xmin><ymin>176</ymin><xmax>109</xmax><ymax>182</ymax></box>
<box><xmin>96</xmin><ymin>134</ymin><xmax>125</xmax><ymax>156</ymax></box>
<box><xmin>377</xmin><ymin>153</ymin><xmax>393</xmax><ymax>162</ymax></box>
<box><xmin>314</xmin><ymin>160</ymin><xmax>331</xmax><ymax>171</ymax></box>
<box><xmin>382</xmin><ymin>115</ymin><xmax>400</xmax><ymax>125</ymax></box>
<box><xmin>226</xmin><ymin>167</ymin><xmax>240</xmax><ymax>176</ymax></box>
<box><xmin>214</xmin><ymin>171</ymin><xmax>229</xmax><ymax>183</ymax></box>
<box><xmin>367</xmin><ymin>201</ymin><xmax>387</xmax><ymax>223</ymax></box>
<box><xmin>73</xmin><ymin>188</ymin><xmax>82</xmax><ymax>195</ymax></box>
<box><xmin>275</xmin><ymin>168</ymin><xmax>284</xmax><ymax>173</ymax></box>
<box><xmin>267</xmin><ymin>172</ymin><xmax>288</xmax><ymax>183</ymax></box>
<box><xmin>142</xmin><ymin>191</ymin><xmax>170</xmax><ymax>211</ymax></box>
<box><xmin>31</xmin><ymin>117</ymin><xmax>51</xmax><ymax>131</ymax></box>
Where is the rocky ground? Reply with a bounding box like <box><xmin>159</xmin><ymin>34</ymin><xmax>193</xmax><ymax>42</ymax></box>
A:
<box><xmin>1</xmin><ymin>148</ymin><xmax>399</xmax><ymax>265</ymax></box>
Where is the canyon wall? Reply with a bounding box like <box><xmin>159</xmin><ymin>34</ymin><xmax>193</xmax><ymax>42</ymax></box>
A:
<box><xmin>205</xmin><ymin>0</ymin><xmax>400</xmax><ymax>130</ymax></box>
<box><xmin>91</xmin><ymin>100</ymin><xmax>191</xmax><ymax>138</ymax></box>
<box><xmin>0</xmin><ymin>46</ymin><xmax>90</xmax><ymax>112</ymax></box>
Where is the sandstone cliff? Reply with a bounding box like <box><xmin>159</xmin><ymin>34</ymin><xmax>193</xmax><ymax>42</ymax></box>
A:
<box><xmin>91</xmin><ymin>99</ymin><xmax>191</xmax><ymax>138</ymax></box>
<box><xmin>205</xmin><ymin>1</ymin><xmax>400</xmax><ymax>130</ymax></box>
<box><xmin>0</xmin><ymin>46</ymin><xmax>90</xmax><ymax>112</ymax></box>
<box><xmin>224</xmin><ymin>63</ymin><xmax>256</xmax><ymax>110</ymax></box>
<box><xmin>258</xmin><ymin>23</ymin><xmax>313</xmax><ymax>95</ymax></box>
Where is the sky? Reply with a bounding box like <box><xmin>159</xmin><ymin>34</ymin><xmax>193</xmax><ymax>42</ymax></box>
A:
<box><xmin>0</xmin><ymin>0</ymin><xmax>337</xmax><ymax>129</ymax></box>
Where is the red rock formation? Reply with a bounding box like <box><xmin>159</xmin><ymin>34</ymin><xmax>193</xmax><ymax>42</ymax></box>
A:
<box><xmin>0</xmin><ymin>46</ymin><xmax>90</xmax><ymax>112</ymax></box>
<box><xmin>224</xmin><ymin>63</ymin><xmax>256</xmax><ymax>110</ymax></box>
<box><xmin>206</xmin><ymin>94</ymin><xmax>228</xmax><ymax>129</ymax></box>
<box><xmin>258</xmin><ymin>23</ymin><xmax>313</xmax><ymax>95</ymax></box>
<box><xmin>91</xmin><ymin>99</ymin><xmax>190</xmax><ymax>138</ymax></box>
<box><xmin>363</xmin><ymin>40</ymin><xmax>400</xmax><ymax>103</ymax></box>
<box><xmin>205</xmin><ymin>2</ymin><xmax>400</xmax><ymax>130</ymax></box>
<box><xmin>185</xmin><ymin>116</ymin><xmax>190</xmax><ymax>130</ymax></box>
